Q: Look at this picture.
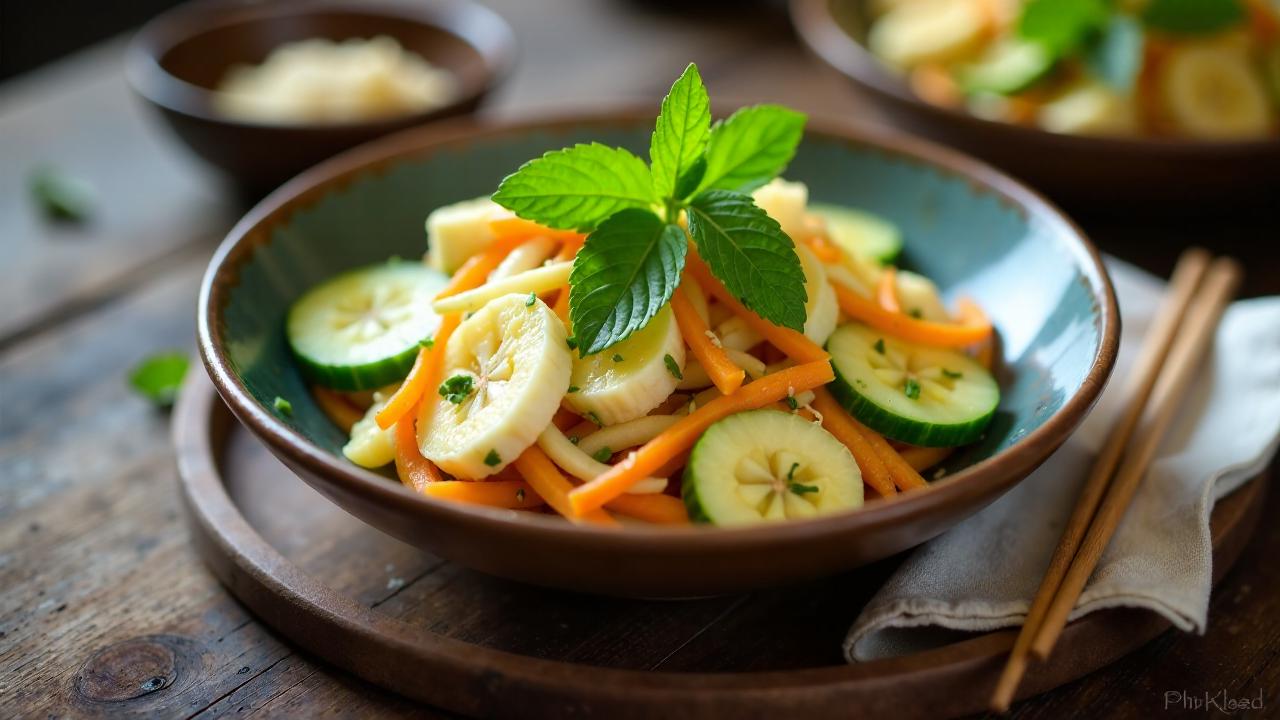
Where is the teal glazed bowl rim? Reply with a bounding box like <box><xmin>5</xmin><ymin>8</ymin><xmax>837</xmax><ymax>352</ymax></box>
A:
<box><xmin>197</xmin><ymin>110</ymin><xmax>1120</xmax><ymax>552</ymax></box>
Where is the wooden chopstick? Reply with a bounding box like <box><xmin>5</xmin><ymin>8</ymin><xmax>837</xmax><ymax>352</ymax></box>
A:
<box><xmin>990</xmin><ymin>249</ymin><xmax>1237</xmax><ymax>712</ymax></box>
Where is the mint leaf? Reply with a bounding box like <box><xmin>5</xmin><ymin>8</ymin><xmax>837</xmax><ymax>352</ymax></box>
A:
<box><xmin>686</xmin><ymin>191</ymin><xmax>807</xmax><ymax>332</ymax></box>
<box><xmin>650</xmin><ymin>63</ymin><xmax>711</xmax><ymax>201</ymax></box>
<box><xmin>568</xmin><ymin>209</ymin><xmax>687</xmax><ymax>355</ymax></box>
<box><xmin>1086</xmin><ymin>15</ymin><xmax>1144</xmax><ymax>91</ymax></box>
<box><xmin>1018</xmin><ymin>0</ymin><xmax>1108</xmax><ymax>56</ymax></box>
<box><xmin>30</xmin><ymin>166</ymin><xmax>93</xmax><ymax>222</ymax></box>
<box><xmin>698</xmin><ymin>105</ymin><xmax>806</xmax><ymax>193</ymax></box>
<box><xmin>492</xmin><ymin>143</ymin><xmax>656</xmax><ymax>232</ymax></box>
<box><xmin>128</xmin><ymin>352</ymin><xmax>189</xmax><ymax>407</ymax></box>
<box><xmin>1144</xmin><ymin>0</ymin><xmax>1244</xmax><ymax>34</ymax></box>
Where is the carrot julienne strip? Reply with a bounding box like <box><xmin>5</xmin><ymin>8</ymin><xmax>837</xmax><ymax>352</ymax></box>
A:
<box><xmin>685</xmin><ymin>254</ymin><xmax>829</xmax><ymax>364</ymax></box>
<box><xmin>876</xmin><ymin>266</ymin><xmax>901</xmax><ymax>313</ymax></box>
<box><xmin>490</xmin><ymin>217</ymin><xmax>586</xmax><ymax>244</ymax></box>
<box><xmin>898</xmin><ymin>445</ymin><xmax>956</xmax><ymax>472</ymax></box>
<box><xmin>810</xmin><ymin>388</ymin><xmax>896</xmax><ymax>497</ymax></box>
<box><xmin>831</xmin><ymin>281</ymin><xmax>992</xmax><ymax>348</ymax></box>
<box><xmin>393</xmin><ymin>405</ymin><xmax>445</xmax><ymax>492</ymax></box>
<box><xmin>672</xmin><ymin>283</ymin><xmax>745</xmax><ymax>395</ymax></box>
<box><xmin>605</xmin><ymin>493</ymin><xmax>690</xmax><ymax>525</ymax></box>
<box><xmin>420</xmin><ymin>479</ymin><xmax>545</xmax><ymax>509</ymax></box>
<box><xmin>311</xmin><ymin>387</ymin><xmax>365</xmax><ymax>433</ymax></box>
<box><xmin>567</xmin><ymin>360</ymin><xmax>835</xmax><ymax>515</ymax></box>
<box><xmin>848</xmin><ymin>417</ymin><xmax>929</xmax><ymax>491</ymax></box>
<box><xmin>802</xmin><ymin>234</ymin><xmax>841</xmax><ymax>264</ymax></box>
<box><xmin>513</xmin><ymin>446</ymin><xmax>618</xmax><ymax>526</ymax></box>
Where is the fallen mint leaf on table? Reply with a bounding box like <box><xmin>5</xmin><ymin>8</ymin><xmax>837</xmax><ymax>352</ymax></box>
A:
<box><xmin>30</xmin><ymin>166</ymin><xmax>94</xmax><ymax>222</ymax></box>
<box><xmin>128</xmin><ymin>352</ymin><xmax>189</xmax><ymax>407</ymax></box>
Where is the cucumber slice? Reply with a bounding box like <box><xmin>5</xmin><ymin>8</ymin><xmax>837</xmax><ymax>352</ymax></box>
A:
<box><xmin>827</xmin><ymin>323</ymin><xmax>998</xmax><ymax>447</ymax></box>
<box><xmin>287</xmin><ymin>261</ymin><xmax>449</xmax><ymax>391</ymax></box>
<box><xmin>959</xmin><ymin>39</ymin><xmax>1054</xmax><ymax>96</ymax></box>
<box><xmin>684</xmin><ymin>410</ymin><xmax>864</xmax><ymax>526</ymax></box>
<box><xmin>809</xmin><ymin>203</ymin><xmax>903</xmax><ymax>265</ymax></box>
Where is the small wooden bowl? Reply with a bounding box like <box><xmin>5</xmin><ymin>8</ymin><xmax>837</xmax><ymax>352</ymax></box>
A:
<box><xmin>790</xmin><ymin>0</ymin><xmax>1280</xmax><ymax>210</ymax></box>
<box><xmin>197</xmin><ymin>111</ymin><xmax>1119</xmax><ymax>598</ymax></box>
<box><xmin>127</xmin><ymin>0</ymin><xmax>515</xmax><ymax>196</ymax></box>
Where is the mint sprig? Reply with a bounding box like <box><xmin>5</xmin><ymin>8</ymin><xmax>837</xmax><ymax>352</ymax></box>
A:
<box><xmin>491</xmin><ymin>63</ymin><xmax>808</xmax><ymax>355</ymax></box>
<box><xmin>492</xmin><ymin>143</ymin><xmax>656</xmax><ymax>232</ymax></box>
<box><xmin>1143</xmin><ymin>0</ymin><xmax>1244</xmax><ymax>34</ymax></box>
<box><xmin>568</xmin><ymin>210</ymin><xmax>686</xmax><ymax>356</ymax></box>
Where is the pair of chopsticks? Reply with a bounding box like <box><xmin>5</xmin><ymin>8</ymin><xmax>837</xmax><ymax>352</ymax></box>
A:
<box><xmin>990</xmin><ymin>248</ymin><xmax>1242</xmax><ymax>712</ymax></box>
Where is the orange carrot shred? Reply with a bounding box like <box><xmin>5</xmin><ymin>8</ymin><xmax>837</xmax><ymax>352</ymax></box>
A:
<box><xmin>810</xmin><ymin>388</ymin><xmax>896</xmax><ymax>498</ymax></box>
<box><xmin>898</xmin><ymin>445</ymin><xmax>956</xmax><ymax>472</ymax></box>
<box><xmin>420</xmin><ymin>479</ymin><xmax>545</xmax><ymax>509</ymax></box>
<box><xmin>832</xmin><ymin>281</ymin><xmax>992</xmax><ymax>348</ymax></box>
<box><xmin>605</xmin><ymin>492</ymin><xmax>690</xmax><ymax>525</ymax></box>
<box><xmin>393</xmin><ymin>405</ymin><xmax>445</xmax><ymax>492</ymax></box>
<box><xmin>877</xmin><ymin>266</ymin><xmax>901</xmax><ymax>313</ymax></box>
<box><xmin>311</xmin><ymin>387</ymin><xmax>365</xmax><ymax>433</ymax></box>
<box><xmin>672</xmin><ymin>282</ymin><xmax>745</xmax><ymax>395</ymax></box>
<box><xmin>514</xmin><ymin>446</ymin><xmax>618</xmax><ymax>526</ymax></box>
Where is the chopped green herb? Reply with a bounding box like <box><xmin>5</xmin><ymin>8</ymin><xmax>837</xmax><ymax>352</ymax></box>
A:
<box><xmin>273</xmin><ymin>396</ymin><xmax>293</xmax><ymax>416</ymax></box>
<box><xmin>515</xmin><ymin>488</ymin><xmax>526</xmax><ymax>502</ymax></box>
<box><xmin>419</xmin><ymin>337</ymin><xmax>435</xmax><ymax>349</ymax></box>
<box><xmin>439</xmin><ymin>374</ymin><xmax>475</xmax><ymax>404</ymax></box>
<box><xmin>567</xmin><ymin>385</ymin><xmax>580</xmax><ymax>393</ymax></box>
<box><xmin>586</xmin><ymin>411</ymin><xmax>604</xmax><ymax>427</ymax></box>
<box><xmin>569</xmin><ymin>436</ymin><xmax>580</xmax><ymax>445</ymax></box>
<box><xmin>785</xmin><ymin>396</ymin><xmax>799</xmax><ymax>410</ymax></box>
<box><xmin>904</xmin><ymin>378</ymin><xmax>922</xmax><ymax>400</ymax></box>
<box><xmin>942</xmin><ymin>368</ymin><xmax>963</xmax><ymax>380</ymax></box>
<box><xmin>591</xmin><ymin>447</ymin><xmax>613</xmax><ymax>463</ymax></box>
<box><xmin>908</xmin><ymin>308</ymin><xmax>923</xmax><ymax>319</ymax></box>
<box><xmin>128</xmin><ymin>352</ymin><xmax>189</xmax><ymax>407</ymax></box>
<box><xmin>663</xmin><ymin>353</ymin><xmax>683</xmax><ymax>380</ymax></box>
<box><xmin>525</xmin><ymin>292</ymin><xmax>537</xmax><ymax>307</ymax></box>
<box><xmin>789</xmin><ymin>482</ymin><xmax>820</xmax><ymax>496</ymax></box>
<box><xmin>566</xmin><ymin>336</ymin><xmax>578</xmax><ymax>351</ymax></box>
<box><xmin>483</xmin><ymin>449</ymin><xmax>502</xmax><ymax>467</ymax></box>
<box><xmin>30</xmin><ymin>166</ymin><xmax>94</xmax><ymax>222</ymax></box>
<box><xmin>786</xmin><ymin>462</ymin><xmax>801</xmax><ymax>482</ymax></box>
<box><xmin>873</xmin><ymin>338</ymin><xmax>886</xmax><ymax>354</ymax></box>
<box><xmin>612</xmin><ymin>353</ymin><xmax>624</xmax><ymax>362</ymax></box>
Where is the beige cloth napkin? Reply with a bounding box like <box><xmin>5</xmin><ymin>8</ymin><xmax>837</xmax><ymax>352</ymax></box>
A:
<box><xmin>846</xmin><ymin>259</ymin><xmax>1280</xmax><ymax>662</ymax></box>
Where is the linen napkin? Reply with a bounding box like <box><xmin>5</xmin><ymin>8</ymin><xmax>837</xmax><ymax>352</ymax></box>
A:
<box><xmin>846</xmin><ymin>259</ymin><xmax>1280</xmax><ymax>662</ymax></box>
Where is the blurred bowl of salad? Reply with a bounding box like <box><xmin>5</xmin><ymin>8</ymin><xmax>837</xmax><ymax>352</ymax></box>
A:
<box><xmin>128</xmin><ymin>0</ymin><xmax>515</xmax><ymax>196</ymax></box>
<box><xmin>791</xmin><ymin>0</ymin><xmax>1280</xmax><ymax>209</ymax></box>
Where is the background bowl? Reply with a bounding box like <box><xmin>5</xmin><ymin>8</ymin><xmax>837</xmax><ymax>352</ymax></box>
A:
<box><xmin>790</xmin><ymin>0</ymin><xmax>1280</xmax><ymax>210</ymax></box>
<box><xmin>127</xmin><ymin>0</ymin><xmax>515</xmax><ymax>197</ymax></box>
<box><xmin>198</xmin><ymin>112</ymin><xmax>1118</xmax><ymax>598</ymax></box>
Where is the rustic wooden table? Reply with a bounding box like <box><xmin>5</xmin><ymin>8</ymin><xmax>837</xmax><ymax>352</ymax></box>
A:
<box><xmin>3</xmin><ymin>1</ymin><xmax>1277</xmax><ymax>717</ymax></box>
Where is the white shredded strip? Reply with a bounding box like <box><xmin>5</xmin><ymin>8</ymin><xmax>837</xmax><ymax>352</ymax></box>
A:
<box><xmin>676</xmin><ymin>360</ymin><xmax>714</xmax><ymax>390</ymax></box>
<box><xmin>433</xmin><ymin>261</ymin><xmax>573</xmax><ymax>314</ymax></box>
<box><xmin>575</xmin><ymin>415</ymin><xmax>680</xmax><ymax>457</ymax></box>
<box><xmin>715</xmin><ymin>316</ymin><xmax>763</xmax><ymax>352</ymax></box>
<box><xmin>536</xmin><ymin>424</ymin><xmax>667</xmax><ymax>494</ymax></box>
<box><xmin>487</xmin><ymin>236</ymin><xmax>556</xmax><ymax>282</ymax></box>
<box><xmin>704</xmin><ymin>329</ymin><xmax>723</xmax><ymax>348</ymax></box>
<box><xmin>723</xmin><ymin>348</ymin><xmax>767</xmax><ymax>379</ymax></box>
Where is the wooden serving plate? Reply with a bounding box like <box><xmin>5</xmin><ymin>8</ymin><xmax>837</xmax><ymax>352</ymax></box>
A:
<box><xmin>174</xmin><ymin>370</ymin><xmax>1265</xmax><ymax>719</ymax></box>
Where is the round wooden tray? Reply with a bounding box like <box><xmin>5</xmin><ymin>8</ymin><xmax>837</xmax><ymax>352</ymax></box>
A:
<box><xmin>173</xmin><ymin>371</ymin><xmax>1266</xmax><ymax>719</ymax></box>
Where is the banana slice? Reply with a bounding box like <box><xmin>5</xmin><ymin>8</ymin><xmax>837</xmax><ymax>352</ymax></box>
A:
<box><xmin>1160</xmin><ymin>43</ymin><xmax>1273</xmax><ymax>139</ymax></box>
<box><xmin>343</xmin><ymin>393</ymin><xmax>395</xmax><ymax>468</ymax></box>
<box><xmin>565</xmin><ymin>305</ymin><xmax>685</xmax><ymax>426</ymax></box>
<box><xmin>418</xmin><ymin>294</ymin><xmax>571</xmax><ymax>478</ymax></box>
<box><xmin>868</xmin><ymin>0</ymin><xmax>989</xmax><ymax>69</ymax></box>
<box><xmin>797</xmin><ymin>244</ymin><xmax>838</xmax><ymax>346</ymax></box>
<box><xmin>752</xmin><ymin>178</ymin><xmax>810</xmax><ymax>241</ymax></box>
<box><xmin>1038</xmin><ymin>81</ymin><xmax>1139</xmax><ymax>136</ymax></box>
<box><xmin>425</xmin><ymin>197</ymin><xmax>511</xmax><ymax>274</ymax></box>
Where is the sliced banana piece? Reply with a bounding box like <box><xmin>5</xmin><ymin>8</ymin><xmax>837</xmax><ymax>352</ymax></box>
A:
<box><xmin>565</xmin><ymin>305</ymin><xmax>685</xmax><ymax>425</ymax></box>
<box><xmin>797</xmin><ymin>243</ymin><xmax>838</xmax><ymax>346</ymax></box>
<box><xmin>432</xmin><ymin>261</ymin><xmax>573</xmax><ymax>315</ymax></box>
<box><xmin>425</xmin><ymin>197</ymin><xmax>511</xmax><ymax>274</ymax></box>
<box><xmin>1038</xmin><ymin>81</ymin><xmax>1139</xmax><ymax>136</ymax></box>
<box><xmin>1161</xmin><ymin>42</ymin><xmax>1273</xmax><ymax>139</ymax></box>
<box><xmin>419</xmin><ymin>294</ymin><xmax>571</xmax><ymax>478</ymax></box>
<box><xmin>343</xmin><ymin>393</ymin><xmax>395</xmax><ymax>468</ymax></box>
<box><xmin>869</xmin><ymin>0</ymin><xmax>989</xmax><ymax>70</ymax></box>
<box><xmin>752</xmin><ymin>178</ymin><xmax>810</xmax><ymax>241</ymax></box>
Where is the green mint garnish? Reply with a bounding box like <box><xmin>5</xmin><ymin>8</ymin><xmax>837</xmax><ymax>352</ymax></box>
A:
<box><xmin>419</xmin><ymin>337</ymin><xmax>435</xmax><ymax>349</ymax></box>
<box><xmin>873</xmin><ymin>338</ymin><xmax>886</xmax><ymax>354</ymax></box>
<box><xmin>612</xmin><ymin>353</ymin><xmax>624</xmax><ymax>362</ymax></box>
<box><xmin>904</xmin><ymin>378</ymin><xmax>922</xmax><ymax>400</ymax></box>
<box><xmin>525</xmin><ymin>292</ymin><xmax>537</xmax><ymax>307</ymax></box>
<box><xmin>942</xmin><ymin>368</ymin><xmax>963</xmax><ymax>379</ymax></box>
<box><xmin>515</xmin><ymin>488</ymin><xmax>526</xmax><ymax>502</ymax></box>
<box><xmin>908</xmin><ymin>308</ymin><xmax>923</xmax><ymax>319</ymax></box>
<box><xmin>567</xmin><ymin>385</ymin><xmax>580</xmax><ymax>393</ymax></box>
<box><xmin>1018</xmin><ymin>0</ymin><xmax>1108</xmax><ymax>57</ymax></box>
<box><xmin>491</xmin><ymin>63</ymin><xmax>807</xmax><ymax>357</ymax></box>
<box><xmin>484</xmin><ymin>449</ymin><xmax>502</xmax><ymax>467</ymax></box>
<box><xmin>664</xmin><ymin>353</ymin><xmax>683</xmax><ymax>380</ymax></box>
<box><xmin>789</xmin><ymin>482</ymin><xmax>820</xmax><ymax>496</ymax></box>
<box><xmin>569</xmin><ymin>436</ymin><xmax>580</xmax><ymax>445</ymax></box>
<box><xmin>30</xmin><ymin>166</ymin><xmax>94</xmax><ymax>222</ymax></box>
<box><xmin>128</xmin><ymin>352</ymin><xmax>189</xmax><ymax>407</ymax></box>
<box><xmin>1143</xmin><ymin>0</ymin><xmax>1243</xmax><ymax>34</ymax></box>
<box><xmin>273</xmin><ymin>396</ymin><xmax>293</xmax><ymax>416</ymax></box>
<box><xmin>786</xmin><ymin>462</ymin><xmax>800</xmax><ymax>482</ymax></box>
<box><xmin>785</xmin><ymin>395</ymin><xmax>799</xmax><ymax>410</ymax></box>
<box><xmin>566</xmin><ymin>336</ymin><xmax>578</xmax><ymax>350</ymax></box>
<box><xmin>591</xmin><ymin>447</ymin><xmax>613</xmax><ymax>463</ymax></box>
<box><xmin>439</xmin><ymin>374</ymin><xmax>475</xmax><ymax>404</ymax></box>
<box><xmin>586</xmin><ymin>411</ymin><xmax>604</xmax><ymax>427</ymax></box>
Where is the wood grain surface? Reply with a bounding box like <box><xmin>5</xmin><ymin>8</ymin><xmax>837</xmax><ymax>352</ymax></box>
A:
<box><xmin>2</xmin><ymin>1</ymin><xmax>1278</xmax><ymax>718</ymax></box>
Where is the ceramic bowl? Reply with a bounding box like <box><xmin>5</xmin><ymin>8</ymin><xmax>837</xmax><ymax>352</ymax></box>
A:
<box><xmin>127</xmin><ymin>0</ymin><xmax>515</xmax><ymax>196</ymax></box>
<box><xmin>197</xmin><ymin>112</ymin><xmax>1119</xmax><ymax>597</ymax></box>
<box><xmin>790</xmin><ymin>0</ymin><xmax>1280</xmax><ymax>210</ymax></box>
